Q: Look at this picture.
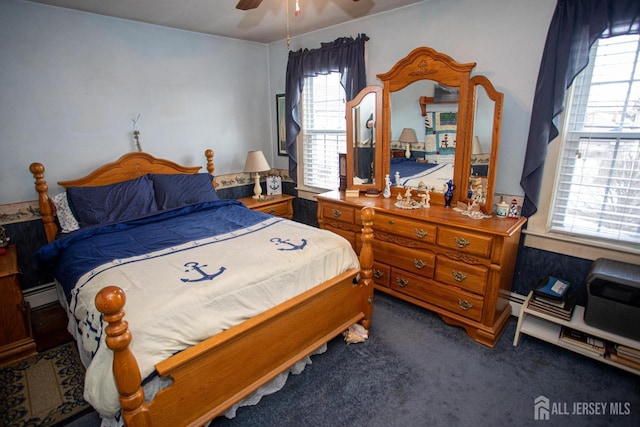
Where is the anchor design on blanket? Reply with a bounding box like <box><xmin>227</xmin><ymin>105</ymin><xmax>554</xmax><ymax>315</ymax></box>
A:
<box><xmin>181</xmin><ymin>262</ymin><xmax>226</xmax><ymax>283</ymax></box>
<box><xmin>270</xmin><ymin>237</ymin><xmax>307</xmax><ymax>251</ymax></box>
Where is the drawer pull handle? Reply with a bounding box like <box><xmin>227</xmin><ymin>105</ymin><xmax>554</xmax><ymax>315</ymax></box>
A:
<box><xmin>414</xmin><ymin>259</ymin><xmax>427</xmax><ymax>269</ymax></box>
<box><xmin>388</xmin><ymin>219</ymin><xmax>395</xmax><ymax>224</ymax></box>
<box><xmin>396</xmin><ymin>277</ymin><xmax>409</xmax><ymax>288</ymax></box>
<box><xmin>332</xmin><ymin>209</ymin><xmax>342</xmax><ymax>218</ymax></box>
<box><xmin>454</xmin><ymin>237</ymin><xmax>470</xmax><ymax>248</ymax></box>
<box><xmin>268</xmin><ymin>208</ymin><xmax>276</xmax><ymax>215</ymax></box>
<box><xmin>452</xmin><ymin>270</ymin><xmax>467</xmax><ymax>282</ymax></box>
<box><xmin>373</xmin><ymin>269</ymin><xmax>384</xmax><ymax>279</ymax></box>
<box><xmin>458</xmin><ymin>299</ymin><xmax>473</xmax><ymax>311</ymax></box>
<box><xmin>414</xmin><ymin>228</ymin><xmax>428</xmax><ymax>239</ymax></box>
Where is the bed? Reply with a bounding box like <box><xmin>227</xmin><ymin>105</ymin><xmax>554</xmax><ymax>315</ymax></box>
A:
<box><xmin>389</xmin><ymin>157</ymin><xmax>454</xmax><ymax>191</ymax></box>
<box><xmin>29</xmin><ymin>149</ymin><xmax>374</xmax><ymax>427</ymax></box>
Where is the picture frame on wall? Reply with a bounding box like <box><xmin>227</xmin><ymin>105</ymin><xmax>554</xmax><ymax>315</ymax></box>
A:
<box><xmin>276</xmin><ymin>93</ymin><xmax>287</xmax><ymax>156</ymax></box>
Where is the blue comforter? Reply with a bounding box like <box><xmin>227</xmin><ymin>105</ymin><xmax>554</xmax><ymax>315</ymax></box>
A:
<box><xmin>390</xmin><ymin>158</ymin><xmax>439</xmax><ymax>177</ymax></box>
<box><xmin>34</xmin><ymin>200</ymin><xmax>271</xmax><ymax>301</ymax></box>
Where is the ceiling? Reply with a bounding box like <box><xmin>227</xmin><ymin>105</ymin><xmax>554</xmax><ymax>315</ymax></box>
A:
<box><xmin>27</xmin><ymin>0</ymin><xmax>425</xmax><ymax>44</ymax></box>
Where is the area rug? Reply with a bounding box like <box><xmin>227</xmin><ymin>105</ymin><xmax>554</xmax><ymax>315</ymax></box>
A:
<box><xmin>0</xmin><ymin>341</ymin><xmax>91</xmax><ymax>427</ymax></box>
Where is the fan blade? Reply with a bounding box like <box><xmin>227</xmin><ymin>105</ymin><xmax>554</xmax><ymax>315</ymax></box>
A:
<box><xmin>236</xmin><ymin>0</ymin><xmax>263</xmax><ymax>10</ymax></box>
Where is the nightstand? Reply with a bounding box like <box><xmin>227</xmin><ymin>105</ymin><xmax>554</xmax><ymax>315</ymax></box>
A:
<box><xmin>0</xmin><ymin>245</ymin><xmax>37</xmax><ymax>367</ymax></box>
<box><xmin>238</xmin><ymin>194</ymin><xmax>294</xmax><ymax>219</ymax></box>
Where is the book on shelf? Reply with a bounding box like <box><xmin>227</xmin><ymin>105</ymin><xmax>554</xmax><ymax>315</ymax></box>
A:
<box><xmin>527</xmin><ymin>290</ymin><xmax>577</xmax><ymax>320</ymax></box>
<box><xmin>559</xmin><ymin>327</ymin><xmax>606</xmax><ymax>355</ymax></box>
<box><xmin>609</xmin><ymin>353</ymin><xmax>640</xmax><ymax>370</ymax></box>
<box><xmin>534</xmin><ymin>276</ymin><xmax>571</xmax><ymax>301</ymax></box>
<box><xmin>616</xmin><ymin>344</ymin><xmax>640</xmax><ymax>361</ymax></box>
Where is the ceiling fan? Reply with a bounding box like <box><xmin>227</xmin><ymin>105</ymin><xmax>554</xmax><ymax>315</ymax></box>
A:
<box><xmin>236</xmin><ymin>0</ymin><xmax>360</xmax><ymax>11</ymax></box>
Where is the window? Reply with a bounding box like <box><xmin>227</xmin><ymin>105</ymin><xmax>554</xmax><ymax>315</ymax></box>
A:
<box><xmin>549</xmin><ymin>34</ymin><xmax>640</xmax><ymax>247</ymax></box>
<box><xmin>298</xmin><ymin>73</ymin><xmax>346</xmax><ymax>192</ymax></box>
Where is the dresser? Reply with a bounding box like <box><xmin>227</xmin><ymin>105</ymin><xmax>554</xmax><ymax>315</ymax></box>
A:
<box><xmin>317</xmin><ymin>191</ymin><xmax>526</xmax><ymax>347</ymax></box>
<box><xmin>0</xmin><ymin>245</ymin><xmax>37</xmax><ymax>366</ymax></box>
<box><xmin>238</xmin><ymin>194</ymin><xmax>294</xmax><ymax>219</ymax></box>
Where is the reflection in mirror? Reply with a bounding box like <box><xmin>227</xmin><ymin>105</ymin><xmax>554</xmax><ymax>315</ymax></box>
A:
<box><xmin>352</xmin><ymin>92</ymin><xmax>376</xmax><ymax>184</ymax></box>
<box><xmin>388</xmin><ymin>80</ymin><xmax>457</xmax><ymax>192</ymax></box>
<box><xmin>346</xmin><ymin>85</ymin><xmax>383</xmax><ymax>193</ymax></box>
<box><xmin>378</xmin><ymin>47</ymin><xmax>475</xmax><ymax>207</ymax></box>
<box><xmin>465</xmin><ymin>75</ymin><xmax>503</xmax><ymax>213</ymax></box>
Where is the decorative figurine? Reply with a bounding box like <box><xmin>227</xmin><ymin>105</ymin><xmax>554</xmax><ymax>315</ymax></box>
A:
<box><xmin>420</xmin><ymin>192</ymin><xmax>430</xmax><ymax>208</ymax></box>
<box><xmin>383</xmin><ymin>174</ymin><xmax>391</xmax><ymax>198</ymax></box>
<box><xmin>394</xmin><ymin>171</ymin><xmax>401</xmax><ymax>186</ymax></box>
<box><xmin>444</xmin><ymin>179</ymin><xmax>455</xmax><ymax>208</ymax></box>
<box><xmin>508</xmin><ymin>199</ymin><xmax>519</xmax><ymax>219</ymax></box>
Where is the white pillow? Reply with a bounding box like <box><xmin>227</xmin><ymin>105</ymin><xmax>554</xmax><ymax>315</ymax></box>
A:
<box><xmin>51</xmin><ymin>192</ymin><xmax>80</xmax><ymax>233</ymax></box>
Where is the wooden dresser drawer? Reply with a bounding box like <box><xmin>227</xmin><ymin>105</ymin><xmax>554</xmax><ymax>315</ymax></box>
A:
<box><xmin>374</xmin><ymin>212</ymin><xmax>437</xmax><ymax>244</ymax></box>
<box><xmin>435</xmin><ymin>255</ymin><xmax>488</xmax><ymax>295</ymax></box>
<box><xmin>437</xmin><ymin>227</ymin><xmax>492</xmax><ymax>258</ymax></box>
<box><xmin>252</xmin><ymin>201</ymin><xmax>290</xmax><ymax>217</ymax></box>
<box><xmin>374</xmin><ymin>240</ymin><xmax>434</xmax><ymax>278</ymax></box>
<box><xmin>389</xmin><ymin>268</ymin><xmax>484</xmax><ymax>322</ymax></box>
<box><xmin>321</xmin><ymin>202</ymin><xmax>356</xmax><ymax>225</ymax></box>
<box><xmin>372</xmin><ymin>262</ymin><xmax>390</xmax><ymax>287</ymax></box>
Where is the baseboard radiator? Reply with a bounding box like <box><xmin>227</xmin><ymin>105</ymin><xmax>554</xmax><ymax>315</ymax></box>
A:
<box><xmin>23</xmin><ymin>282</ymin><xmax>58</xmax><ymax>309</ymax></box>
<box><xmin>508</xmin><ymin>291</ymin><xmax>526</xmax><ymax>318</ymax></box>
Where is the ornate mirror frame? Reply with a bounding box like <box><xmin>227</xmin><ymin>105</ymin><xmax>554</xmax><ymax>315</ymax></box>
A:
<box><xmin>377</xmin><ymin>47</ymin><xmax>475</xmax><ymax>206</ymax></box>
<box><xmin>463</xmin><ymin>75</ymin><xmax>504</xmax><ymax>213</ymax></box>
<box><xmin>346</xmin><ymin>85</ymin><xmax>383</xmax><ymax>193</ymax></box>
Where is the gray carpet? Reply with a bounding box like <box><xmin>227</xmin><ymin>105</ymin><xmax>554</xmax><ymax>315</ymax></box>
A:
<box><xmin>70</xmin><ymin>292</ymin><xmax>640</xmax><ymax>426</ymax></box>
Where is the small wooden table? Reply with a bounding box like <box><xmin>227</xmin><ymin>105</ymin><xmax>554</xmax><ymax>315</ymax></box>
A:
<box><xmin>237</xmin><ymin>194</ymin><xmax>294</xmax><ymax>219</ymax></box>
<box><xmin>0</xmin><ymin>245</ymin><xmax>37</xmax><ymax>366</ymax></box>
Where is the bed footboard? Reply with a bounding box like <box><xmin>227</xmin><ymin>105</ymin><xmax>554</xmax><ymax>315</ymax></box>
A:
<box><xmin>95</xmin><ymin>207</ymin><xmax>374</xmax><ymax>427</ymax></box>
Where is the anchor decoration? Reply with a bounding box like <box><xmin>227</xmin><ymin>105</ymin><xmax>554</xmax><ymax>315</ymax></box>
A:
<box><xmin>267</xmin><ymin>176</ymin><xmax>282</xmax><ymax>195</ymax></box>
<box><xmin>181</xmin><ymin>261</ymin><xmax>226</xmax><ymax>283</ymax></box>
<box><xmin>270</xmin><ymin>237</ymin><xmax>307</xmax><ymax>251</ymax></box>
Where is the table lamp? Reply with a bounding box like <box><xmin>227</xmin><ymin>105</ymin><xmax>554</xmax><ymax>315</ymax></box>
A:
<box><xmin>244</xmin><ymin>150</ymin><xmax>271</xmax><ymax>199</ymax></box>
<box><xmin>399</xmin><ymin>128</ymin><xmax>418</xmax><ymax>159</ymax></box>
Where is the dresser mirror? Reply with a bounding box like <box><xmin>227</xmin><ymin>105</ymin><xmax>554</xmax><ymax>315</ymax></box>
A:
<box><xmin>377</xmin><ymin>47</ymin><xmax>475</xmax><ymax>206</ymax></box>
<box><xmin>388</xmin><ymin>80</ymin><xmax>459</xmax><ymax>191</ymax></box>
<box><xmin>346</xmin><ymin>85</ymin><xmax>383</xmax><ymax>192</ymax></box>
<box><xmin>344</xmin><ymin>47</ymin><xmax>503</xmax><ymax>210</ymax></box>
<box><xmin>464</xmin><ymin>75</ymin><xmax>504</xmax><ymax>213</ymax></box>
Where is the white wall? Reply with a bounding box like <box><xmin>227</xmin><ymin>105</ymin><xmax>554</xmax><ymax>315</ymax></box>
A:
<box><xmin>268</xmin><ymin>0</ymin><xmax>557</xmax><ymax>197</ymax></box>
<box><xmin>1</xmin><ymin>0</ymin><xmax>557</xmax><ymax>204</ymax></box>
<box><xmin>0</xmin><ymin>0</ymin><xmax>270</xmax><ymax>204</ymax></box>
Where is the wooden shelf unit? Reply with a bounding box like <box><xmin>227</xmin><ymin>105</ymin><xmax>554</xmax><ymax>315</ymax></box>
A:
<box><xmin>513</xmin><ymin>291</ymin><xmax>640</xmax><ymax>376</ymax></box>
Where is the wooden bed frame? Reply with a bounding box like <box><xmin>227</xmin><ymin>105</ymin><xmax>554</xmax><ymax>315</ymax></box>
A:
<box><xmin>29</xmin><ymin>150</ymin><xmax>374</xmax><ymax>427</ymax></box>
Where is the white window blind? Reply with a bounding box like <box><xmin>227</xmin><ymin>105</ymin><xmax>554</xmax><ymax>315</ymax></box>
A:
<box><xmin>300</xmin><ymin>73</ymin><xmax>346</xmax><ymax>191</ymax></box>
<box><xmin>550</xmin><ymin>34</ymin><xmax>640</xmax><ymax>245</ymax></box>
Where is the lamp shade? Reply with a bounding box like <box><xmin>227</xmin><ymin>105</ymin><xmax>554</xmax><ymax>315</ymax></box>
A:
<box><xmin>398</xmin><ymin>128</ymin><xmax>418</xmax><ymax>143</ymax></box>
<box><xmin>244</xmin><ymin>150</ymin><xmax>270</xmax><ymax>173</ymax></box>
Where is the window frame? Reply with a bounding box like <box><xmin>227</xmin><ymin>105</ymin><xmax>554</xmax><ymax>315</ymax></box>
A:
<box><xmin>524</xmin><ymin>36</ymin><xmax>640</xmax><ymax>264</ymax></box>
<box><xmin>296</xmin><ymin>73</ymin><xmax>347</xmax><ymax>201</ymax></box>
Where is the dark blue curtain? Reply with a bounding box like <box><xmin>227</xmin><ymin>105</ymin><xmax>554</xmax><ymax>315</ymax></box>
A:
<box><xmin>284</xmin><ymin>34</ymin><xmax>369</xmax><ymax>181</ymax></box>
<box><xmin>520</xmin><ymin>0</ymin><xmax>640</xmax><ymax>218</ymax></box>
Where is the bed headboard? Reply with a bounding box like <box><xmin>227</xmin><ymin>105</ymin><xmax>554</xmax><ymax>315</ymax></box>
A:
<box><xmin>30</xmin><ymin>149</ymin><xmax>215</xmax><ymax>243</ymax></box>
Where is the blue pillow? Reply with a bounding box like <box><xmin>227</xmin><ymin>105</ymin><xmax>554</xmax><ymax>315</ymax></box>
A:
<box><xmin>67</xmin><ymin>175</ymin><xmax>158</xmax><ymax>227</ymax></box>
<box><xmin>149</xmin><ymin>173</ymin><xmax>219</xmax><ymax>210</ymax></box>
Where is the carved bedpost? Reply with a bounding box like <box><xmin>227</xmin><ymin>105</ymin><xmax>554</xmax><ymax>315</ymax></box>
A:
<box><xmin>29</xmin><ymin>162</ymin><xmax>57</xmax><ymax>243</ymax></box>
<box><xmin>95</xmin><ymin>286</ymin><xmax>151</xmax><ymax>427</ymax></box>
<box><xmin>358</xmin><ymin>207</ymin><xmax>375</xmax><ymax>329</ymax></box>
<box><xmin>205</xmin><ymin>149</ymin><xmax>216</xmax><ymax>188</ymax></box>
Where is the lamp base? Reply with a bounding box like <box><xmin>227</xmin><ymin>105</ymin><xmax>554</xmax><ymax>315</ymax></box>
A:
<box><xmin>252</xmin><ymin>173</ymin><xmax>262</xmax><ymax>199</ymax></box>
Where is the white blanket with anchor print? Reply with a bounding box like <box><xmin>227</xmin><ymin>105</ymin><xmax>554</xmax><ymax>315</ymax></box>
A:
<box><xmin>69</xmin><ymin>217</ymin><xmax>359</xmax><ymax>417</ymax></box>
